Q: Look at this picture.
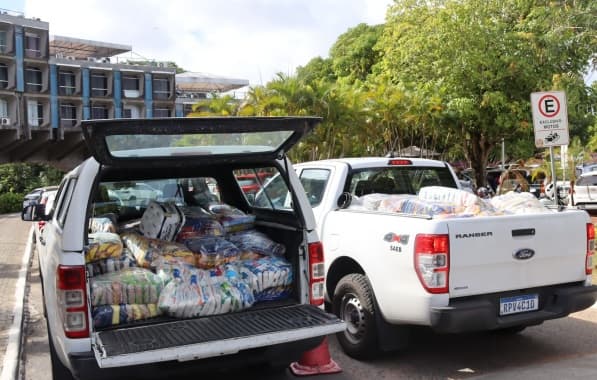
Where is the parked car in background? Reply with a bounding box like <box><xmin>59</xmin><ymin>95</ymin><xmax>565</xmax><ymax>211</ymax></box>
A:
<box><xmin>571</xmin><ymin>172</ymin><xmax>597</xmax><ymax>210</ymax></box>
<box><xmin>33</xmin><ymin>189</ymin><xmax>58</xmax><ymax>249</ymax></box>
<box><xmin>234</xmin><ymin>171</ymin><xmax>274</xmax><ymax>197</ymax></box>
<box><xmin>21</xmin><ymin>186</ymin><xmax>59</xmax><ymax>223</ymax></box>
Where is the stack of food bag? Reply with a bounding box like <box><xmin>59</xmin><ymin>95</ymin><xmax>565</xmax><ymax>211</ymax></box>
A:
<box><xmin>89</xmin><ymin>215</ymin><xmax>118</xmax><ymax>233</ymax></box>
<box><xmin>91</xmin><ymin>267</ymin><xmax>164</xmax><ymax>328</ymax></box>
<box><xmin>86</xmin><ymin>232</ymin><xmax>124</xmax><ymax>263</ymax></box>
<box><xmin>208</xmin><ymin>204</ymin><xmax>256</xmax><ymax>233</ymax></box>
<box><xmin>121</xmin><ymin>231</ymin><xmax>196</xmax><ymax>268</ymax></box>
<box><xmin>417</xmin><ymin>186</ymin><xmax>497</xmax><ymax>216</ymax></box>
<box><xmin>238</xmin><ymin>257</ymin><xmax>293</xmax><ymax>302</ymax></box>
<box><xmin>227</xmin><ymin>229</ymin><xmax>286</xmax><ymax>259</ymax></box>
<box><xmin>490</xmin><ymin>192</ymin><xmax>551</xmax><ymax>214</ymax></box>
<box><xmin>183</xmin><ymin>236</ymin><xmax>241</xmax><ymax>268</ymax></box>
<box><xmin>176</xmin><ymin>207</ymin><xmax>225</xmax><ymax>242</ymax></box>
<box><xmin>86</xmin><ymin>248</ymin><xmax>137</xmax><ymax>277</ymax></box>
<box><xmin>158</xmin><ymin>264</ymin><xmax>255</xmax><ymax>318</ymax></box>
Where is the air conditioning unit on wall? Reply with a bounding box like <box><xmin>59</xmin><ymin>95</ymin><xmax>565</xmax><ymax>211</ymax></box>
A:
<box><xmin>1</xmin><ymin>117</ymin><xmax>11</xmax><ymax>125</ymax></box>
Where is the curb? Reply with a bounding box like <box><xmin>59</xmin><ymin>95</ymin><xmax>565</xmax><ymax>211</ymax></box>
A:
<box><xmin>0</xmin><ymin>226</ymin><xmax>33</xmax><ymax>380</ymax></box>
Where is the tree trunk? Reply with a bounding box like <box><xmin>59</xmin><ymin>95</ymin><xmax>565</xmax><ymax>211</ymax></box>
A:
<box><xmin>467</xmin><ymin>129</ymin><xmax>494</xmax><ymax>190</ymax></box>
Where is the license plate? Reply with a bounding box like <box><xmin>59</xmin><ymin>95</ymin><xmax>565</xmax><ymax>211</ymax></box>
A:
<box><xmin>499</xmin><ymin>294</ymin><xmax>538</xmax><ymax>316</ymax></box>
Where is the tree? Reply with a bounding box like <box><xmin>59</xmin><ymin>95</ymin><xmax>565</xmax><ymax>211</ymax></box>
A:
<box><xmin>376</xmin><ymin>0</ymin><xmax>597</xmax><ymax>187</ymax></box>
<box><xmin>329</xmin><ymin>23</ymin><xmax>384</xmax><ymax>84</ymax></box>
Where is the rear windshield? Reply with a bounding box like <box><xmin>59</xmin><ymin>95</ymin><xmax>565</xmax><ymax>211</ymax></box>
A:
<box><xmin>348</xmin><ymin>166</ymin><xmax>457</xmax><ymax>196</ymax></box>
<box><xmin>93</xmin><ymin>178</ymin><xmax>221</xmax><ymax>220</ymax></box>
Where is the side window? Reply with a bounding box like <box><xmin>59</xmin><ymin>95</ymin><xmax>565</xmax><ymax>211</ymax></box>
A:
<box><xmin>233</xmin><ymin>168</ymin><xmax>276</xmax><ymax>205</ymax></box>
<box><xmin>252</xmin><ymin>170</ymin><xmax>293</xmax><ymax>211</ymax></box>
<box><xmin>299</xmin><ymin>169</ymin><xmax>330</xmax><ymax>207</ymax></box>
<box><xmin>55</xmin><ymin>178</ymin><xmax>76</xmax><ymax>228</ymax></box>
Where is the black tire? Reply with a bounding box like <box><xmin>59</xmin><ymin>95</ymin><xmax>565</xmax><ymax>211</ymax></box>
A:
<box><xmin>47</xmin><ymin>322</ymin><xmax>76</xmax><ymax>380</ymax></box>
<box><xmin>332</xmin><ymin>273</ymin><xmax>379</xmax><ymax>359</ymax></box>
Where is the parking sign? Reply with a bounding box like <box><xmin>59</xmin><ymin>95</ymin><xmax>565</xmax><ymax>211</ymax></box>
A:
<box><xmin>531</xmin><ymin>91</ymin><xmax>569</xmax><ymax>148</ymax></box>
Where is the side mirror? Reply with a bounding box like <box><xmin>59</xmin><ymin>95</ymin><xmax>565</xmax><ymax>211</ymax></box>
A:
<box><xmin>21</xmin><ymin>204</ymin><xmax>37</xmax><ymax>221</ymax></box>
<box><xmin>337</xmin><ymin>192</ymin><xmax>353</xmax><ymax>209</ymax></box>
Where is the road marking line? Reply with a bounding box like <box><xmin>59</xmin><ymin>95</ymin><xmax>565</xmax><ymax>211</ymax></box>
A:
<box><xmin>1</xmin><ymin>226</ymin><xmax>33</xmax><ymax>380</ymax></box>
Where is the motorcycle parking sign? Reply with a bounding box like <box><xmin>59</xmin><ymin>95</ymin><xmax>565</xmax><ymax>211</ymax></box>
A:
<box><xmin>531</xmin><ymin>91</ymin><xmax>569</xmax><ymax>148</ymax></box>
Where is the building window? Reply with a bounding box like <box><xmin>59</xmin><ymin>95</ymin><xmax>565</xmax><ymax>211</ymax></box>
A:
<box><xmin>25</xmin><ymin>32</ymin><xmax>41</xmax><ymax>58</ymax></box>
<box><xmin>153</xmin><ymin>77</ymin><xmax>170</xmax><ymax>100</ymax></box>
<box><xmin>27</xmin><ymin>100</ymin><xmax>43</xmax><ymax>127</ymax></box>
<box><xmin>153</xmin><ymin>107</ymin><xmax>171</xmax><ymax>118</ymax></box>
<box><xmin>0</xmin><ymin>99</ymin><xmax>8</xmax><ymax>118</ymax></box>
<box><xmin>25</xmin><ymin>67</ymin><xmax>42</xmax><ymax>92</ymax></box>
<box><xmin>123</xmin><ymin>106</ymin><xmax>140</xmax><ymax>119</ymax></box>
<box><xmin>0</xmin><ymin>63</ymin><xmax>7</xmax><ymax>89</ymax></box>
<box><xmin>123</xmin><ymin>75</ymin><xmax>140</xmax><ymax>98</ymax></box>
<box><xmin>59</xmin><ymin>70</ymin><xmax>76</xmax><ymax>95</ymax></box>
<box><xmin>60</xmin><ymin>103</ymin><xmax>77</xmax><ymax>127</ymax></box>
<box><xmin>0</xmin><ymin>30</ymin><xmax>7</xmax><ymax>53</ymax></box>
<box><xmin>91</xmin><ymin>73</ymin><xmax>108</xmax><ymax>97</ymax></box>
<box><xmin>91</xmin><ymin>104</ymin><xmax>108</xmax><ymax>119</ymax></box>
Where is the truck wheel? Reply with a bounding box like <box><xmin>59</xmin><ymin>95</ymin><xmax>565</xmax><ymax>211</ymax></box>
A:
<box><xmin>47</xmin><ymin>322</ymin><xmax>76</xmax><ymax>380</ymax></box>
<box><xmin>332</xmin><ymin>273</ymin><xmax>379</xmax><ymax>359</ymax></box>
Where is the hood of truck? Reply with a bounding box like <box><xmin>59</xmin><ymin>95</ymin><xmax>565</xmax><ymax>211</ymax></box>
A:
<box><xmin>447</xmin><ymin>210</ymin><xmax>591</xmax><ymax>298</ymax></box>
<box><xmin>81</xmin><ymin>117</ymin><xmax>321</xmax><ymax>169</ymax></box>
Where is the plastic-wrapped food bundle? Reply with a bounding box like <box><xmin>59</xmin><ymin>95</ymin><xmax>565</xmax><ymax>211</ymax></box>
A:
<box><xmin>90</xmin><ymin>267</ymin><xmax>164</xmax><ymax>307</ymax></box>
<box><xmin>490</xmin><ymin>192</ymin><xmax>550</xmax><ymax>214</ymax></box>
<box><xmin>86</xmin><ymin>248</ymin><xmax>137</xmax><ymax>277</ymax></box>
<box><xmin>238</xmin><ymin>257</ymin><xmax>293</xmax><ymax>302</ymax></box>
<box><xmin>153</xmin><ymin>256</ymin><xmax>197</xmax><ymax>284</ymax></box>
<box><xmin>140</xmin><ymin>200</ymin><xmax>185</xmax><ymax>241</ymax></box>
<box><xmin>176</xmin><ymin>207</ymin><xmax>225</xmax><ymax>242</ymax></box>
<box><xmin>89</xmin><ymin>215</ymin><xmax>118</xmax><ymax>233</ymax></box>
<box><xmin>184</xmin><ymin>236</ymin><xmax>241</xmax><ymax>269</ymax></box>
<box><xmin>227</xmin><ymin>229</ymin><xmax>286</xmax><ymax>258</ymax></box>
<box><xmin>378</xmin><ymin>195</ymin><xmax>457</xmax><ymax>217</ymax></box>
<box><xmin>208</xmin><ymin>204</ymin><xmax>255</xmax><ymax>233</ymax></box>
<box><xmin>417</xmin><ymin>186</ymin><xmax>497</xmax><ymax>215</ymax></box>
<box><xmin>92</xmin><ymin>303</ymin><xmax>161</xmax><ymax>329</ymax></box>
<box><xmin>158</xmin><ymin>265</ymin><xmax>254</xmax><ymax>318</ymax></box>
<box><xmin>86</xmin><ymin>232</ymin><xmax>124</xmax><ymax>263</ymax></box>
<box><xmin>361</xmin><ymin>193</ymin><xmax>395</xmax><ymax>211</ymax></box>
<box><xmin>121</xmin><ymin>231</ymin><xmax>195</xmax><ymax>268</ymax></box>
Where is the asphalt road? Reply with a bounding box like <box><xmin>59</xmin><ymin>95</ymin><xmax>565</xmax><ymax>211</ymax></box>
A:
<box><xmin>9</xmin><ymin>214</ymin><xmax>597</xmax><ymax>380</ymax></box>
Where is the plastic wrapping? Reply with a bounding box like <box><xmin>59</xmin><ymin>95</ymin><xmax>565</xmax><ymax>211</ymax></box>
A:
<box><xmin>184</xmin><ymin>236</ymin><xmax>241</xmax><ymax>268</ymax></box>
<box><xmin>86</xmin><ymin>248</ymin><xmax>137</xmax><ymax>277</ymax></box>
<box><xmin>140</xmin><ymin>200</ymin><xmax>186</xmax><ymax>241</ymax></box>
<box><xmin>86</xmin><ymin>232</ymin><xmax>124</xmax><ymax>263</ymax></box>
<box><xmin>92</xmin><ymin>304</ymin><xmax>161</xmax><ymax>328</ymax></box>
<box><xmin>176</xmin><ymin>207</ymin><xmax>225</xmax><ymax>242</ymax></box>
<box><xmin>208</xmin><ymin>204</ymin><xmax>255</xmax><ymax>233</ymax></box>
<box><xmin>227</xmin><ymin>229</ymin><xmax>286</xmax><ymax>258</ymax></box>
<box><xmin>238</xmin><ymin>257</ymin><xmax>293</xmax><ymax>302</ymax></box>
<box><xmin>121</xmin><ymin>231</ymin><xmax>195</xmax><ymax>268</ymax></box>
<box><xmin>158</xmin><ymin>265</ymin><xmax>255</xmax><ymax>318</ymax></box>
<box><xmin>490</xmin><ymin>192</ymin><xmax>551</xmax><ymax>214</ymax></box>
<box><xmin>89</xmin><ymin>215</ymin><xmax>118</xmax><ymax>233</ymax></box>
<box><xmin>417</xmin><ymin>186</ymin><xmax>497</xmax><ymax>215</ymax></box>
<box><xmin>90</xmin><ymin>267</ymin><xmax>164</xmax><ymax>307</ymax></box>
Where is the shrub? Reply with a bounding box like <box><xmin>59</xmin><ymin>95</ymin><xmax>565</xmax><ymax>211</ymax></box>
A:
<box><xmin>0</xmin><ymin>192</ymin><xmax>23</xmax><ymax>214</ymax></box>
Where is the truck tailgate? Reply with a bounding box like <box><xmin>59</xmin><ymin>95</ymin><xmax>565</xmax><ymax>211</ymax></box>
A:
<box><xmin>93</xmin><ymin>304</ymin><xmax>344</xmax><ymax>368</ymax></box>
<box><xmin>447</xmin><ymin>211</ymin><xmax>590</xmax><ymax>298</ymax></box>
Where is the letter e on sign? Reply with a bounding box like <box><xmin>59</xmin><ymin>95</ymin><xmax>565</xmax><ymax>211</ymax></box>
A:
<box><xmin>531</xmin><ymin>91</ymin><xmax>569</xmax><ymax>148</ymax></box>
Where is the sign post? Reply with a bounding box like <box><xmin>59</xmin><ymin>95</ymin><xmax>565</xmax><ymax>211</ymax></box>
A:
<box><xmin>531</xmin><ymin>91</ymin><xmax>569</xmax><ymax>207</ymax></box>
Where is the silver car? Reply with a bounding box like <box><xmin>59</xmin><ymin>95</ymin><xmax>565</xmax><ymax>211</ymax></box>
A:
<box><xmin>571</xmin><ymin>172</ymin><xmax>597</xmax><ymax>209</ymax></box>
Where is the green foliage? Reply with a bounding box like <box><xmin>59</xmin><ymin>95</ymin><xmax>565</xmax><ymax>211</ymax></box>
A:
<box><xmin>0</xmin><ymin>192</ymin><xmax>23</xmax><ymax>214</ymax></box>
<box><xmin>0</xmin><ymin>163</ymin><xmax>63</xmax><ymax>194</ymax></box>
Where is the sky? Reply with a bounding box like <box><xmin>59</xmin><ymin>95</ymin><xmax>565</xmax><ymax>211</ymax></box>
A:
<box><xmin>3</xmin><ymin>0</ymin><xmax>393</xmax><ymax>87</ymax></box>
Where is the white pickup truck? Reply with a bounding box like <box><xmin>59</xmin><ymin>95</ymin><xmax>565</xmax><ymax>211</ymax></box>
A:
<box><xmin>21</xmin><ymin>117</ymin><xmax>345</xmax><ymax>380</ymax></box>
<box><xmin>290</xmin><ymin>157</ymin><xmax>597</xmax><ymax>359</ymax></box>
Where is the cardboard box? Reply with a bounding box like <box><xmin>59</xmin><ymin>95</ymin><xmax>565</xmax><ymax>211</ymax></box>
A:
<box><xmin>140</xmin><ymin>201</ymin><xmax>185</xmax><ymax>241</ymax></box>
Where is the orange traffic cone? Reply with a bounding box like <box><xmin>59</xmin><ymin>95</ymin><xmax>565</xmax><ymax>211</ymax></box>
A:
<box><xmin>289</xmin><ymin>337</ymin><xmax>341</xmax><ymax>376</ymax></box>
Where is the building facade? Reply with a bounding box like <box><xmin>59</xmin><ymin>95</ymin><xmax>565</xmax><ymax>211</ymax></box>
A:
<box><xmin>0</xmin><ymin>10</ymin><xmax>248</xmax><ymax>169</ymax></box>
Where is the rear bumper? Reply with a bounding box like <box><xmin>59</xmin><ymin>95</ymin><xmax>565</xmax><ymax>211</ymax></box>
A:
<box><xmin>430</xmin><ymin>283</ymin><xmax>597</xmax><ymax>334</ymax></box>
<box><xmin>69</xmin><ymin>337</ymin><xmax>323</xmax><ymax>380</ymax></box>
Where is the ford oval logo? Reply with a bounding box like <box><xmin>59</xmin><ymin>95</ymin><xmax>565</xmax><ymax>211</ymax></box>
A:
<box><xmin>513</xmin><ymin>248</ymin><xmax>535</xmax><ymax>260</ymax></box>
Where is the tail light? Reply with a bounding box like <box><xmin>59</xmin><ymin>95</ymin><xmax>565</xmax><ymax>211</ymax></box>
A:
<box><xmin>57</xmin><ymin>265</ymin><xmax>89</xmax><ymax>338</ymax></box>
<box><xmin>308</xmin><ymin>242</ymin><xmax>325</xmax><ymax>306</ymax></box>
<box><xmin>414</xmin><ymin>234</ymin><xmax>450</xmax><ymax>294</ymax></box>
<box><xmin>586</xmin><ymin>223</ymin><xmax>594</xmax><ymax>275</ymax></box>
